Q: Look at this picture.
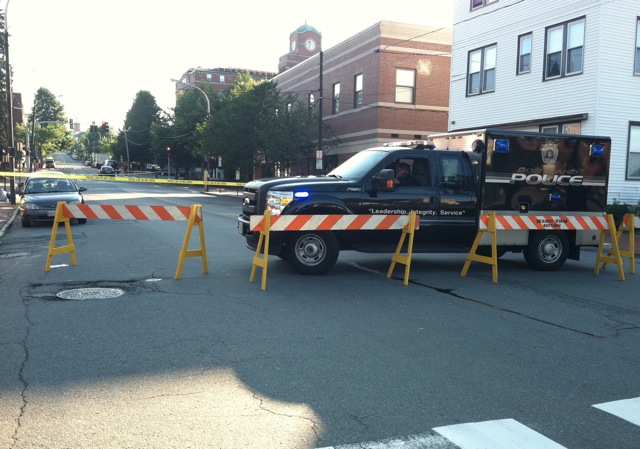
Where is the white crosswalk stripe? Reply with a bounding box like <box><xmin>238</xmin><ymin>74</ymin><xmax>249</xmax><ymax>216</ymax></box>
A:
<box><xmin>433</xmin><ymin>419</ymin><xmax>567</xmax><ymax>449</ymax></box>
<box><xmin>593</xmin><ymin>396</ymin><xmax>640</xmax><ymax>426</ymax></box>
<box><xmin>316</xmin><ymin>396</ymin><xmax>640</xmax><ymax>449</ymax></box>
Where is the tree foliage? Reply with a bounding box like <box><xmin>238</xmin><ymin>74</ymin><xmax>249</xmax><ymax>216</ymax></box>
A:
<box><xmin>29</xmin><ymin>88</ymin><xmax>74</xmax><ymax>158</ymax></box>
<box><xmin>111</xmin><ymin>90</ymin><xmax>163</xmax><ymax>169</ymax></box>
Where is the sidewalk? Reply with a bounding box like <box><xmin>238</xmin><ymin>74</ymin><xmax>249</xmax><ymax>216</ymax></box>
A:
<box><xmin>0</xmin><ymin>202</ymin><xmax>19</xmax><ymax>238</ymax></box>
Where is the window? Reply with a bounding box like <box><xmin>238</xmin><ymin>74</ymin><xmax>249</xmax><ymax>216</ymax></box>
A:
<box><xmin>395</xmin><ymin>69</ymin><xmax>415</xmax><ymax>103</ymax></box>
<box><xmin>544</xmin><ymin>18</ymin><xmax>585</xmax><ymax>80</ymax></box>
<box><xmin>562</xmin><ymin>123</ymin><xmax>581</xmax><ymax>134</ymax></box>
<box><xmin>220</xmin><ymin>75</ymin><xmax>226</xmax><ymax>84</ymax></box>
<box><xmin>332</xmin><ymin>82</ymin><xmax>340</xmax><ymax>114</ymax></box>
<box><xmin>635</xmin><ymin>18</ymin><xmax>640</xmax><ymax>75</ymax></box>
<box><xmin>628</xmin><ymin>122</ymin><xmax>640</xmax><ymax>179</ymax></box>
<box><xmin>540</xmin><ymin>123</ymin><xmax>581</xmax><ymax>134</ymax></box>
<box><xmin>467</xmin><ymin>45</ymin><xmax>496</xmax><ymax>95</ymax></box>
<box><xmin>439</xmin><ymin>155</ymin><xmax>465</xmax><ymax>186</ymax></box>
<box><xmin>518</xmin><ymin>33</ymin><xmax>532</xmax><ymax>74</ymax></box>
<box><xmin>206</xmin><ymin>73</ymin><xmax>212</xmax><ymax>82</ymax></box>
<box><xmin>471</xmin><ymin>0</ymin><xmax>497</xmax><ymax>10</ymax></box>
<box><xmin>354</xmin><ymin>74</ymin><xmax>363</xmax><ymax>108</ymax></box>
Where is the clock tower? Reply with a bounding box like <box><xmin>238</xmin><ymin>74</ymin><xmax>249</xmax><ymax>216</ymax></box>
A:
<box><xmin>278</xmin><ymin>22</ymin><xmax>322</xmax><ymax>73</ymax></box>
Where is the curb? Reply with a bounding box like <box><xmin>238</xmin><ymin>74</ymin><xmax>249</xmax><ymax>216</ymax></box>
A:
<box><xmin>0</xmin><ymin>205</ymin><xmax>19</xmax><ymax>238</ymax></box>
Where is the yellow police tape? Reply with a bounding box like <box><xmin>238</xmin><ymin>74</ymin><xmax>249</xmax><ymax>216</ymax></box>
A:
<box><xmin>0</xmin><ymin>171</ymin><xmax>244</xmax><ymax>187</ymax></box>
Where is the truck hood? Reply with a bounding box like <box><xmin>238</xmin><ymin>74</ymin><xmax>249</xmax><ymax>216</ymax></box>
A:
<box><xmin>245</xmin><ymin>175</ymin><xmax>350</xmax><ymax>191</ymax></box>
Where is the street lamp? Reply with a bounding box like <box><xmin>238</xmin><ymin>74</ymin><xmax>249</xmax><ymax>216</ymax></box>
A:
<box><xmin>170</xmin><ymin>78</ymin><xmax>211</xmax><ymax>116</ymax></box>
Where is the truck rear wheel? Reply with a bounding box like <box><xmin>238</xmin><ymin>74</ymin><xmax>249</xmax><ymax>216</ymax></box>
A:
<box><xmin>524</xmin><ymin>231</ymin><xmax>569</xmax><ymax>271</ymax></box>
<box><xmin>286</xmin><ymin>231</ymin><xmax>339</xmax><ymax>275</ymax></box>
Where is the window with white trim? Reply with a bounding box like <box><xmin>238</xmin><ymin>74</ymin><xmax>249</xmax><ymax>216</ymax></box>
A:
<box><xmin>354</xmin><ymin>73</ymin><xmax>363</xmax><ymax>108</ymax></box>
<box><xmin>635</xmin><ymin>18</ymin><xmax>640</xmax><ymax>75</ymax></box>
<box><xmin>628</xmin><ymin>122</ymin><xmax>640</xmax><ymax>179</ymax></box>
<box><xmin>395</xmin><ymin>69</ymin><xmax>415</xmax><ymax>104</ymax></box>
<box><xmin>467</xmin><ymin>45</ymin><xmax>496</xmax><ymax>95</ymax></box>
<box><xmin>332</xmin><ymin>82</ymin><xmax>340</xmax><ymax>114</ymax></box>
<box><xmin>471</xmin><ymin>0</ymin><xmax>497</xmax><ymax>10</ymax></box>
<box><xmin>544</xmin><ymin>18</ymin><xmax>585</xmax><ymax>80</ymax></box>
<box><xmin>518</xmin><ymin>33</ymin><xmax>532</xmax><ymax>74</ymax></box>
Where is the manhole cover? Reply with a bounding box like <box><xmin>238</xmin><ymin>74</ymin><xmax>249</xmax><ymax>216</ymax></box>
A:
<box><xmin>56</xmin><ymin>288</ymin><xmax>126</xmax><ymax>300</ymax></box>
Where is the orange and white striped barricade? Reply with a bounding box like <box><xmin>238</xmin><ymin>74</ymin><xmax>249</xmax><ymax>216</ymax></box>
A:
<box><xmin>249</xmin><ymin>212</ymin><xmax>418</xmax><ymax>290</ymax></box>
<box><xmin>461</xmin><ymin>213</ymin><xmax>624</xmax><ymax>283</ymax></box>
<box><xmin>46</xmin><ymin>202</ymin><xmax>207</xmax><ymax>279</ymax></box>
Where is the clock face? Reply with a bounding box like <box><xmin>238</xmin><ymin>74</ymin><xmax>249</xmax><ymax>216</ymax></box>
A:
<box><xmin>291</xmin><ymin>40</ymin><xmax>297</xmax><ymax>52</ymax></box>
<box><xmin>305</xmin><ymin>38</ymin><xmax>316</xmax><ymax>51</ymax></box>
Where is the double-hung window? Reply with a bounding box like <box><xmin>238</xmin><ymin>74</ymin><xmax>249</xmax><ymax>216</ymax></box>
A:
<box><xmin>395</xmin><ymin>69</ymin><xmax>415</xmax><ymax>104</ymax></box>
<box><xmin>635</xmin><ymin>18</ymin><xmax>640</xmax><ymax>75</ymax></box>
<box><xmin>467</xmin><ymin>45</ymin><xmax>496</xmax><ymax>95</ymax></box>
<box><xmin>628</xmin><ymin>122</ymin><xmax>640</xmax><ymax>179</ymax></box>
<box><xmin>471</xmin><ymin>0</ymin><xmax>497</xmax><ymax>10</ymax></box>
<box><xmin>354</xmin><ymin>74</ymin><xmax>363</xmax><ymax>108</ymax></box>
<box><xmin>332</xmin><ymin>82</ymin><xmax>340</xmax><ymax>114</ymax></box>
<box><xmin>544</xmin><ymin>18</ymin><xmax>585</xmax><ymax>80</ymax></box>
<box><xmin>518</xmin><ymin>33</ymin><xmax>532</xmax><ymax>74</ymax></box>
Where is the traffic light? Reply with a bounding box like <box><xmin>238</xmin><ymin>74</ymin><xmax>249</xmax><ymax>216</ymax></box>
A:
<box><xmin>166</xmin><ymin>146</ymin><xmax>171</xmax><ymax>152</ymax></box>
<box><xmin>69</xmin><ymin>118</ymin><xmax>73</xmax><ymax>129</ymax></box>
<box><xmin>90</xmin><ymin>124</ymin><xmax>97</xmax><ymax>132</ymax></box>
<box><xmin>101</xmin><ymin>121</ymin><xmax>109</xmax><ymax>133</ymax></box>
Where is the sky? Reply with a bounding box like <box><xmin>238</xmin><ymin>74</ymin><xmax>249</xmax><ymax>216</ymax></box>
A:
<box><xmin>6</xmin><ymin>0</ymin><xmax>454</xmax><ymax>133</ymax></box>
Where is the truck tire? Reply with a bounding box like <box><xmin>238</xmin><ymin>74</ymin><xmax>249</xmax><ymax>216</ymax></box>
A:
<box><xmin>286</xmin><ymin>231</ymin><xmax>339</xmax><ymax>275</ymax></box>
<box><xmin>524</xmin><ymin>231</ymin><xmax>569</xmax><ymax>271</ymax></box>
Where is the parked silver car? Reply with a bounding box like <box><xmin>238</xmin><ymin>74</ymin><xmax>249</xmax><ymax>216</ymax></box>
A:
<box><xmin>17</xmin><ymin>173</ymin><xmax>88</xmax><ymax>227</ymax></box>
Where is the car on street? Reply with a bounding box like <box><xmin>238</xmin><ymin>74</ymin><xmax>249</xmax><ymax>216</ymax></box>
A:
<box><xmin>17</xmin><ymin>173</ymin><xmax>87</xmax><ymax>227</ymax></box>
<box><xmin>98</xmin><ymin>166</ymin><xmax>116</xmax><ymax>176</ymax></box>
<box><xmin>146</xmin><ymin>163</ymin><xmax>158</xmax><ymax>171</ymax></box>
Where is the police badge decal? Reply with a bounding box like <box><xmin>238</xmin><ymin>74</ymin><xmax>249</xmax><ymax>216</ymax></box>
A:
<box><xmin>540</xmin><ymin>141</ymin><xmax>559</xmax><ymax>165</ymax></box>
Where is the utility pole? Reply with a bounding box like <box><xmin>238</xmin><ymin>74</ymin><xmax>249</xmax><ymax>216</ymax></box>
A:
<box><xmin>3</xmin><ymin>1</ymin><xmax>15</xmax><ymax>203</ymax></box>
<box><xmin>317</xmin><ymin>51</ymin><xmax>323</xmax><ymax>175</ymax></box>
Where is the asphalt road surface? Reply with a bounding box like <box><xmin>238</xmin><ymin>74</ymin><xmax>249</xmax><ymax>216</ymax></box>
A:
<box><xmin>0</xmin><ymin>157</ymin><xmax>639</xmax><ymax>448</ymax></box>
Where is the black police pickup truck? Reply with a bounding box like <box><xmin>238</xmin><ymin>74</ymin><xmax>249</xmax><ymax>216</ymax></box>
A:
<box><xmin>238</xmin><ymin>129</ymin><xmax>610</xmax><ymax>275</ymax></box>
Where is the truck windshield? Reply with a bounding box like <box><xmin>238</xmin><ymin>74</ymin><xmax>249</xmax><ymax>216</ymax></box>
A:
<box><xmin>327</xmin><ymin>150</ymin><xmax>388</xmax><ymax>179</ymax></box>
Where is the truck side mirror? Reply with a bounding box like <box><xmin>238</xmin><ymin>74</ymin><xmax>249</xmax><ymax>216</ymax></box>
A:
<box><xmin>374</xmin><ymin>169</ymin><xmax>396</xmax><ymax>192</ymax></box>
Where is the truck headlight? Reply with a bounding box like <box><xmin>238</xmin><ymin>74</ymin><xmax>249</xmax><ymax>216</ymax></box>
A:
<box><xmin>266</xmin><ymin>191</ymin><xmax>293</xmax><ymax>216</ymax></box>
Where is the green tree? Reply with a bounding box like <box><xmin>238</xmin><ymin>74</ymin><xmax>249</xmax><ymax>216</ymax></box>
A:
<box><xmin>112</xmin><ymin>90</ymin><xmax>163</xmax><ymax>171</ymax></box>
<box><xmin>29</xmin><ymin>88</ymin><xmax>74</xmax><ymax>159</ymax></box>
<box><xmin>200</xmin><ymin>73</ymin><xmax>333</xmax><ymax>181</ymax></box>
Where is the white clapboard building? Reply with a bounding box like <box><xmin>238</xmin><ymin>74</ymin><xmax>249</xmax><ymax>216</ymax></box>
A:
<box><xmin>448</xmin><ymin>0</ymin><xmax>640</xmax><ymax>204</ymax></box>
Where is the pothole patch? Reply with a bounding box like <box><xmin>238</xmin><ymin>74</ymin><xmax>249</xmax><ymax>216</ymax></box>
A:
<box><xmin>56</xmin><ymin>288</ymin><xmax>126</xmax><ymax>301</ymax></box>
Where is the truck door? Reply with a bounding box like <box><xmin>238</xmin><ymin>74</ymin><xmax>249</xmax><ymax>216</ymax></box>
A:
<box><xmin>356</xmin><ymin>156</ymin><xmax>441</xmax><ymax>250</ymax></box>
<box><xmin>435</xmin><ymin>153</ymin><xmax>478</xmax><ymax>249</ymax></box>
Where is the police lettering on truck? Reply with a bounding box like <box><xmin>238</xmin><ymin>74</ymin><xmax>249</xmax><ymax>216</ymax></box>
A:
<box><xmin>238</xmin><ymin>129</ymin><xmax>610</xmax><ymax>275</ymax></box>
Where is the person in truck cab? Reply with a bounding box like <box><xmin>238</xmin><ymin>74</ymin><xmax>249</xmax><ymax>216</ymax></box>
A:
<box><xmin>395</xmin><ymin>162</ymin><xmax>420</xmax><ymax>186</ymax></box>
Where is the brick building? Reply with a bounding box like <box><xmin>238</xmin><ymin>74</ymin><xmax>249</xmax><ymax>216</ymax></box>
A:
<box><xmin>273</xmin><ymin>21</ymin><xmax>452</xmax><ymax>174</ymax></box>
<box><xmin>174</xmin><ymin>67</ymin><xmax>276</xmax><ymax>95</ymax></box>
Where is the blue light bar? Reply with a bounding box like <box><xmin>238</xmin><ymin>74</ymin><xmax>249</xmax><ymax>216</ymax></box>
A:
<box><xmin>494</xmin><ymin>139</ymin><xmax>510</xmax><ymax>153</ymax></box>
<box><xmin>589</xmin><ymin>144</ymin><xmax>605</xmax><ymax>158</ymax></box>
<box><xmin>550</xmin><ymin>193</ymin><xmax>561</xmax><ymax>202</ymax></box>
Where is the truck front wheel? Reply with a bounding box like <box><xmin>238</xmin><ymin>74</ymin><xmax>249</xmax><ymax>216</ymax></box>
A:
<box><xmin>286</xmin><ymin>231</ymin><xmax>339</xmax><ymax>275</ymax></box>
<box><xmin>524</xmin><ymin>231</ymin><xmax>569</xmax><ymax>271</ymax></box>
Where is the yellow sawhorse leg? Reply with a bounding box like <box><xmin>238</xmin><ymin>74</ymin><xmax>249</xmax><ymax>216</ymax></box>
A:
<box><xmin>45</xmin><ymin>202</ymin><xmax>77</xmax><ymax>272</ymax></box>
<box><xmin>250</xmin><ymin>210</ymin><xmax>271</xmax><ymax>291</ymax></box>
<box><xmin>175</xmin><ymin>204</ymin><xmax>208</xmax><ymax>279</ymax></box>
<box><xmin>460</xmin><ymin>212</ymin><xmax>498</xmax><ymax>284</ymax></box>
<box><xmin>387</xmin><ymin>212</ymin><xmax>417</xmax><ymax>286</ymax></box>
<box><xmin>595</xmin><ymin>214</ymin><xmax>625</xmax><ymax>281</ymax></box>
